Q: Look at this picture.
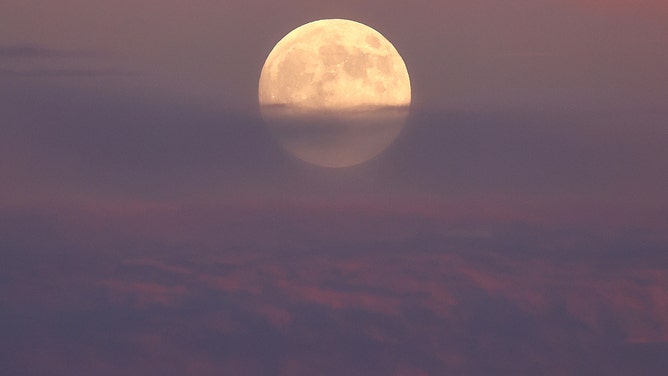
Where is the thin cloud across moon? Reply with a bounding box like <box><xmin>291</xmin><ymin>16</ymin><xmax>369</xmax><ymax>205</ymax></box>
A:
<box><xmin>259</xmin><ymin>19</ymin><xmax>411</xmax><ymax>168</ymax></box>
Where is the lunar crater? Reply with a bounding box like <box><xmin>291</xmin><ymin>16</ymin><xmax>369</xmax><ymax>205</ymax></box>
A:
<box><xmin>343</xmin><ymin>52</ymin><xmax>370</xmax><ymax>79</ymax></box>
<box><xmin>319</xmin><ymin>44</ymin><xmax>348</xmax><ymax>66</ymax></box>
<box><xmin>366</xmin><ymin>35</ymin><xmax>381</xmax><ymax>48</ymax></box>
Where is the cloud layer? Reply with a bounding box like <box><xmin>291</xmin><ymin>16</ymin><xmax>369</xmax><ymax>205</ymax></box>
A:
<box><xmin>2</xmin><ymin>200</ymin><xmax>666</xmax><ymax>375</ymax></box>
<box><xmin>2</xmin><ymin>81</ymin><xmax>667</xmax><ymax>205</ymax></box>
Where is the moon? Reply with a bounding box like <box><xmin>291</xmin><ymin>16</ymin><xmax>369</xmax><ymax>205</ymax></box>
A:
<box><xmin>259</xmin><ymin>19</ymin><xmax>411</xmax><ymax>168</ymax></box>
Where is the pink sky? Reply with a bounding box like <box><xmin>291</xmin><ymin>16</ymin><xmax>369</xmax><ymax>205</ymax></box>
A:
<box><xmin>3</xmin><ymin>0</ymin><xmax>667</xmax><ymax>110</ymax></box>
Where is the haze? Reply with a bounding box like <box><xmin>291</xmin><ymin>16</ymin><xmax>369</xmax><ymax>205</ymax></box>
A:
<box><xmin>1</xmin><ymin>1</ymin><xmax>667</xmax><ymax>374</ymax></box>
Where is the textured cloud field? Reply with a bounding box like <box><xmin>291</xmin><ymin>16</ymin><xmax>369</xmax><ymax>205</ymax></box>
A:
<box><xmin>2</xmin><ymin>198</ymin><xmax>666</xmax><ymax>375</ymax></box>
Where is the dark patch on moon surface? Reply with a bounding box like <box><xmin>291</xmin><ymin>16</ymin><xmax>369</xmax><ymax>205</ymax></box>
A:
<box><xmin>366</xmin><ymin>35</ymin><xmax>381</xmax><ymax>48</ymax></box>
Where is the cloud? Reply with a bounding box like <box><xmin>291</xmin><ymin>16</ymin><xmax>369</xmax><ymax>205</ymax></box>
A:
<box><xmin>1</xmin><ymin>63</ymin><xmax>667</xmax><ymax>374</ymax></box>
<box><xmin>0</xmin><ymin>44</ymin><xmax>99</xmax><ymax>59</ymax></box>
<box><xmin>1</xmin><ymin>201</ymin><xmax>667</xmax><ymax>374</ymax></box>
<box><xmin>0</xmin><ymin>68</ymin><xmax>139</xmax><ymax>77</ymax></box>
<box><xmin>101</xmin><ymin>280</ymin><xmax>188</xmax><ymax>308</ymax></box>
<box><xmin>0</xmin><ymin>81</ymin><xmax>283</xmax><ymax>203</ymax></box>
<box><xmin>0</xmin><ymin>44</ymin><xmax>135</xmax><ymax>82</ymax></box>
<box><xmin>2</xmin><ymin>78</ymin><xmax>667</xmax><ymax>204</ymax></box>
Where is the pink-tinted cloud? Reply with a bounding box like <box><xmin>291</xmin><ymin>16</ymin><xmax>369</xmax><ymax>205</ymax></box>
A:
<box><xmin>101</xmin><ymin>280</ymin><xmax>188</xmax><ymax>308</ymax></box>
<box><xmin>3</xmin><ymin>200</ymin><xmax>667</xmax><ymax>374</ymax></box>
<box><xmin>123</xmin><ymin>258</ymin><xmax>193</xmax><ymax>275</ymax></box>
<box><xmin>102</xmin><ymin>244</ymin><xmax>668</xmax><ymax>344</ymax></box>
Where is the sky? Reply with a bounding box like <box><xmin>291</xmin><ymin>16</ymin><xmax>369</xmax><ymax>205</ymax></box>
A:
<box><xmin>1</xmin><ymin>1</ymin><xmax>667</xmax><ymax>375</ymax></box>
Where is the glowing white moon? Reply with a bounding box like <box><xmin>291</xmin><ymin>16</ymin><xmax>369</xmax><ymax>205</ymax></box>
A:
<box><xmin>259</xmin><ymin>19</ymin><xmax>411</xmax><ymax>168</ymax></box>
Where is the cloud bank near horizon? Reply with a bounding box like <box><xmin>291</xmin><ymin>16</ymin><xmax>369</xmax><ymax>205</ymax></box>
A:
<box><xmin>1</xmin><ymin>202</ymin><xmax>667</xmax><ymax>375</ymax></box>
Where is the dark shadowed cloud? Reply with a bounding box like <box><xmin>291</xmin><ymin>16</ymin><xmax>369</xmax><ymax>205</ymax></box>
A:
<box><xmin>0</xmin><ymin>44</ymin><xmax>100</xmax><ymax>59</ymax></box>
<box><xmin>0</xmin><ymin>68</ymin><xmax>139</xmax><ymax>77</ymax></box>
<box><xmin>0</xmin><ymin>43</ymin><xmax>135</xmax><ymax>83</ymax></box>
<box><xmin>2</xmin><ymin>79</ymin><xmax>667</xmax><ymax>204</ymax></box>
<box><xmin>1</xmin><ymin>202</ymin><xmax>666</xmax><ymax>375</ymax></box>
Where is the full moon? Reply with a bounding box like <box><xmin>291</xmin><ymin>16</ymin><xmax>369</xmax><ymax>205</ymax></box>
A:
<box><xmin>259</xmin><ymin>19</ymin><xmax>411</xmax><ymax>168</ymax></box>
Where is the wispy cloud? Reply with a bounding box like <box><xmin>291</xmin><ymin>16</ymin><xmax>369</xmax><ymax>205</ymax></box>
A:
<box><xmin>0</xmin><ymin>44</ymin><xmax>100</xmax><ymax>59</ymax></box>
<box><xmin>0</xmin><ymin>44</ymin><xmax>136</xmax><ymax>80</ymax></box>
<box><xmin>0</xmin><ymin>68</ymin><xmax>139</xmax><ymax>77</ymax></box>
